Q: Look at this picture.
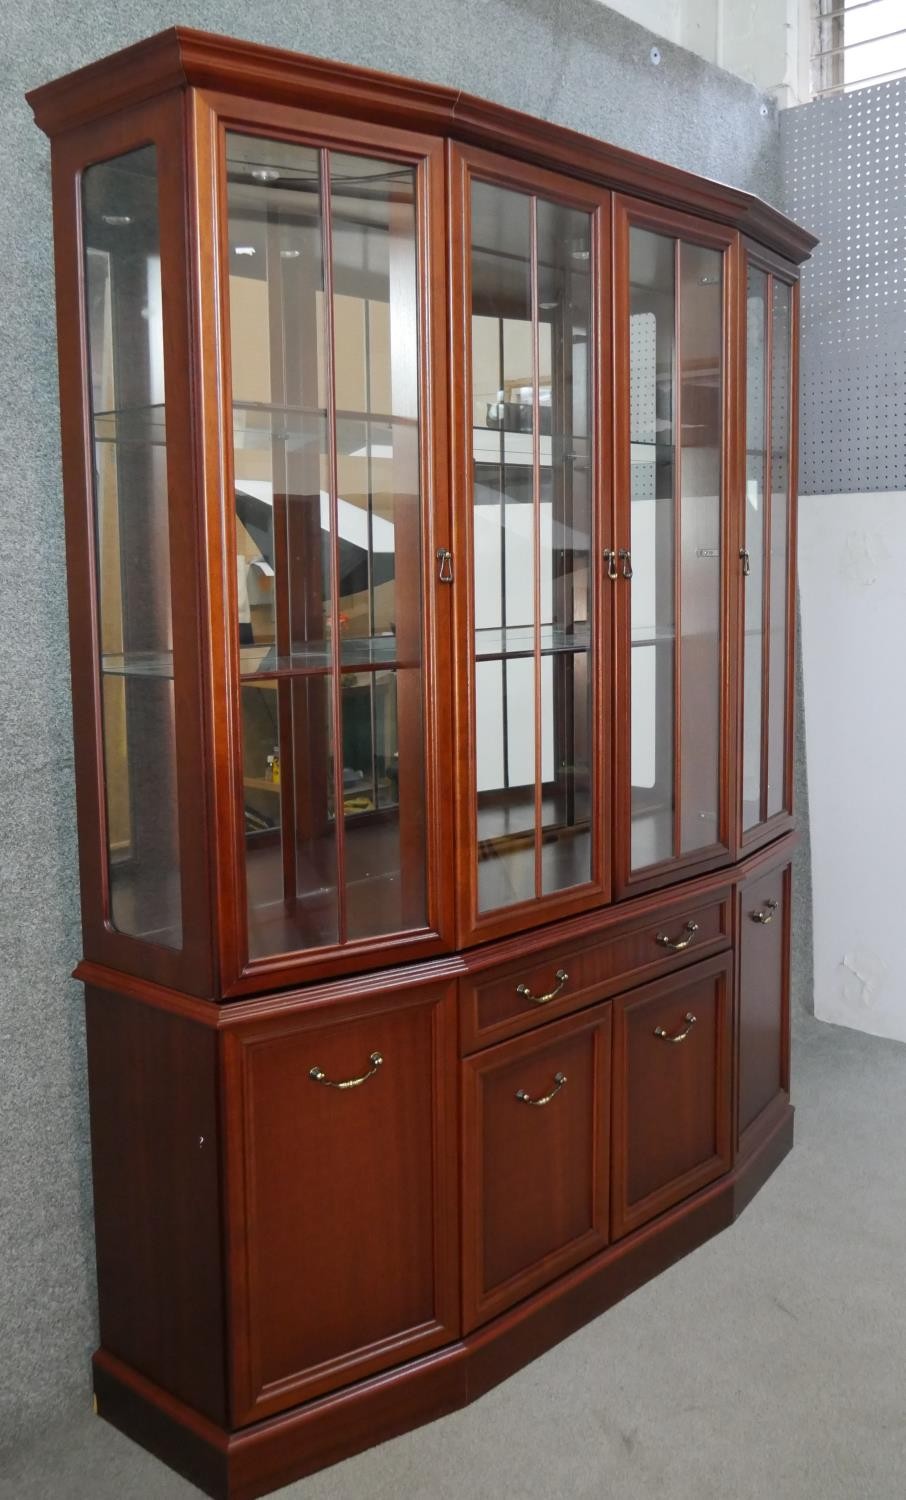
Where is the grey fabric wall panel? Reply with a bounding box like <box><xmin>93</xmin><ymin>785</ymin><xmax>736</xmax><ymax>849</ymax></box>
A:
<box><xmin>781</xmin><ymin>80</ymin><xmax>906</xmax><ymax>495</ymax></box>
<box><xmin>2</xmin><ymin>0</ymin><xmax>785</xmax><ymax>1451</ymax></box>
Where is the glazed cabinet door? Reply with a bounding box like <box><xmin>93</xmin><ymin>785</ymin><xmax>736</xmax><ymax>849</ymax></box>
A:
<box><xmin>199</xmin><ymin>100</ymin><xmax>453</xmax><ymax>992</ymax></box>
<box><xmin>449</xmin><ymin>145</ymin><xmax>611</xmax><ymax>945</ymax></box>
<box><xmin>47</xmin><ymin>97</ymin><xmax>213</xmax><ymax>993</ymax></box>
<box><xmin>223</xmin><ymin>979</ymin><xmax>459</xmax><ymax>1423</ymax></box>
<box><xmin>737</xmin><ymin>855</ymin><xmax>791</xmax><ymax>1156</ymax></box>
<box><xmin>612</xmin><ymin>953</ymin><xmax>732</xmax><ymax>1237</ymax></box>
<box><xmin>613</xmin><ymin>198</ymin><xmax>737</xmax><ymax>897</ymax></box>
<box><xmin>462</xmin><ymin>1004</ymin><xmax>611</xmax><ymax>1329</ymax></box>
<box><xmin>739</xmin><ymin>246</ymin><xmax>798</xmax><ymax>849</ymax></box>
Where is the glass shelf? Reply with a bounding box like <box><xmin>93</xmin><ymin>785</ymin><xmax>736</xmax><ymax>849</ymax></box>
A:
<box><xmin>101</xmin><ymin>636</ymin><xmax>412</xmax><ymax>681</ymax></box>
<box><xmin>240</xmin><ymin>636</ymin><xmax>411</xmax><ymax>677</ymax></box>
<box><xmin>474</xmin><ymin>624</ymin><xmax>590</xmax><ymax>659</ymax></box>
<box><xmin>630</xmin><ymin>626</ymin><xmax>675</xmax><ymax>647</ymax></box>
<box><xmin>93</xmin><ymin>405</ymin><xmax>167</xmax><ymax>448</ymax></box>
<box><xmin>101</xmin><ymin>651</ymin><xmax>175</xmax><ymax>679</ymax></box>
<box><xmin>93</xmin><ymin>401</ymin><xmax>417</xmax><ymax>454</ymax></box>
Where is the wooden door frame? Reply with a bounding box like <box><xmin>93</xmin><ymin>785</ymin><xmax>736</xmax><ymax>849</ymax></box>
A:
<box><xmin>48</xmin><ymin>91</ymin><xmax>215</xmax><ymax>996</ymax></box>
<box><xmin>447</xmin><ymin>141</ymin><xmax>614</xmax><ymax>948</ymax></box>
<box><xmin>612</xmin><ymin>194</ymin><xmax>742</xmax><ymax>902</ymax></box>
<box><xmin>187</xmin><ymin>89</ymin><xmax>456</xmax><ymax>996</ymax></box>
<box><xmin>737</xmin><ymin>238</ymin><xmax>800</xmax><ymax>856</ymax></box>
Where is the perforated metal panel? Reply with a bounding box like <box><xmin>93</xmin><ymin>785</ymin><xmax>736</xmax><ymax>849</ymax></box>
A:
<box><xmin>780</xmin><ymin>79</ymin><xmax>906</xmax><ymax>494</ymax></box>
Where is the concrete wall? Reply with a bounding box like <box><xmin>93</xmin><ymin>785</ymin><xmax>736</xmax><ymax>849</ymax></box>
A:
<box><xmin>798</xmin><ymin>492</ymin><xmax>906</xmax><ymax>1044</ymax></box>
<box><xmin>1</xmin><ymin>0</ymin><xmax>786</xmax><ymax>1452</ymax></box>
<box><xmin>604</xmin><ymin>0</ymin><xmax>811</xmax><ymax>105</ymax></box>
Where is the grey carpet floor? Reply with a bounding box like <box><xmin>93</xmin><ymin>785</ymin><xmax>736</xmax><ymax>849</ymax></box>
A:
<box><xmin>4</xmin><ymin>1014</ymin><xmax>905</xmax><ymax>1500</ymax></box>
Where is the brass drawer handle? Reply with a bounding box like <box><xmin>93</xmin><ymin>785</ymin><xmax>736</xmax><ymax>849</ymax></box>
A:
<box><xmin>309</xmin><ymin>1051</ymin><xmax>383</xmax><ymax>1089</ymax></box>
<box><xmin>751</xmin><ymin>898</ymin><xmax>778</xmax><ymax>925</ymax></box>
<box><xmin>654</xmin><ymin>1013</ymin><xmax>697</xmax><ymax>1044</ymax></box>
<box><xmin>516</xmin><ymin>1072</ymin><xmax>567</xmax><ymax>1107</ymax></box>
<box><xmin>656</xmin><ymin>920</ymin><xmax>699</xmax><ymax>951</ymax></box>
<box><xmin>516</xmin><ymin>968</ymin><xmax>569</xmax><ymax>1005</ymax></box>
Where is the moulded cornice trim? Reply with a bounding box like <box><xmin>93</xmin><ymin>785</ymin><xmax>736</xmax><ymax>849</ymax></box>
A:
<box><xmin>27</xmin><ymin>26</ymin><xmax>816</xmax><ymax>263</ymax></box>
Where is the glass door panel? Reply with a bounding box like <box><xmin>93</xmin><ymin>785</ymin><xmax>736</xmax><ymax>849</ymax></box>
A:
<box><xmin>767</xmin><ymin>282</ymin><xmax>792</xmax><ymax>819</ymax></box>
<box><xmin>627</xmin><ymin>224</ymin><xmax>725</xmax><ymax>875</ymax></box>
<box><xmin>742</xmin><ymin>267</ymin><xmax>767</xmax><ymax>831</ymax></box>
<box><xmin>226</xmin><ymin>135</ymin><xmax>426</xmax><ymax>957</ymax></box>
<box><xmin>741</xmin><ymin>263</ymin><xmax>794</xmax><ymax>836</ymax></box>
<box><xmin>470</xmin><ymin>179</ymin><xmax>596</xmax><ymax>913</ymax></box>
<box><xmin>82</xmin><ymin>146</ymin><xmax>182</xmax><ymax>948</ymax></box>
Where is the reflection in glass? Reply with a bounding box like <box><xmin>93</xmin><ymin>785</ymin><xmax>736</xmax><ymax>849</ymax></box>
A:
<box><xmin>470</xmin><ymin>181</ymin><xmax>594</xmax><ymax>911</ymax></box>
<box><xmin>83</xmin><ymin>147</ymin><xmax>182</xmax><ymax>947</ymax></box>
<box><xmin>628</xmin><ymin>229</ymin><xmax>724</xmax><ymax>870</ymax></box>
<box><xmin>767</xmin><ymin>281</ymin><xmax>792</xmax><ymax>818</ymax></box>
<box><xmin>742</xmin><ymin>267</ymin><xmax>767</xmax><ymax>831</ymax></box>
<box><xmin>227</xmin><ymin>136</ymin><xmax>425</xmax><ymax>954</ymax></box>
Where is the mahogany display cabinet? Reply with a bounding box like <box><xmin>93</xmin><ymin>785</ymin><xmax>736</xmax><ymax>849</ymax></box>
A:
<box><xmin>28</xmin><ymin>29</ymin><xmax>814</xmax><ymax>1500</ymax></box>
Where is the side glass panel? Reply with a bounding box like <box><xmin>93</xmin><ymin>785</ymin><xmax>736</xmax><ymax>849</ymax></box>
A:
<box><xmin>767</xmin><ymin>281</ymin><xmax>792</xmax><ymax>818</ymax></box>
<box><xmin>470</xmin><ymin>181</ymin><xmax>595</xmax><ymax>913</ymax></box>
<box><xmin>742</xmin><ymin>267</ymin><xmax>767</xmax><ymax>832</ymax></box>
<box><xmin>226</xmin><ymin>136</ymin><xmax>426</xmax><ymax>956</ymax></box>
<box><xmin>628</xmin><ymin>227</ymin><xmax>724</xmax><ymax>873</ymax></box>
<box><xmin>83</xmin><ymin>147</ymin><xmax>182</xmax><ymax>948</ymax></box>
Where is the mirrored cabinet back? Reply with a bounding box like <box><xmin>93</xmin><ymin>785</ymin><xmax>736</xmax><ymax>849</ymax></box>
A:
<box><xmin>28</xmin><ymin>29</ymin><xmax>814</xmax><ymax>1499</ymax></box>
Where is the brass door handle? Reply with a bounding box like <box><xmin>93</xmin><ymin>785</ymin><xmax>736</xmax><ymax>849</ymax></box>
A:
<box><xmin>516</xmin><ymin>968</ymin><xmax>569</xmax><ymax>1005</ymax></box>
<box><xmin>516</xmin><ymin>1072</ymin><xmax>567</xmax><ymax>1107</ymax></box>
<box><xmin>603</xmin><ymin>548</ymin><xmax>619</xmax><ymax>581</ymax></box>
<box><xmin>654</xmin><ymin>1012</ymin><xmax>697</xmax><ymax>1043</ymax></box>
<box><xmin>656</xmin><ymin>920</ymin><xmax>699</xmax><ymax>951</ymax></box>
<box><xmin>618</xmin><ymin>547</ymin><xmax>633</xmax><ymax>579</ymax></box>
<box><xmin>750</xmin><ymin>898</ymin><xmax>778</xmax><ymax>924</ymax></box>
<box><xmin>435</xmin><ymin>548</ymin><xmax>454</xmax><ymax>583</ymax></box>
<box><xmin>309</xmin><ymin>1051</ymin><xmax>383</xmax><ymax>1089</ymax></box>
<box><xmin>740</xmin><ymin>546</ymin><xmax>751</xmax><ymax>576</ymax></box>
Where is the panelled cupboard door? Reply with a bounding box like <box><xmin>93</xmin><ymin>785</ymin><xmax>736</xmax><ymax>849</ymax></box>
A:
<box><xmin>462</xmin><ymin>1004</ymin><xmax>611</xmax><ymax>1330</ymax></box>
<box><xmin>611</xmin><ymin>954</ymin><xmax>732</xmax><ymax>1238</ymax></box>
<box><xmin>739</xmin><ymin>243</ymin><xmax>799</xmax><ymax>852</ymax></box>
<box><xmin>448</xmin><ymin>144</ymin><xmax>613</xmax><ymax>947</ymax></box>
<box><xmin>194</xmin><ymin>95</ymin><xmax>455</xmax><ymax>994</ymax></box>
<box><xmin>737</xmin><ymin>857</ymin><xmax>791</xmax><ymax>1155</ymax></box>
<box><xmin>613</xmin><ymin>196</ymin><xmax>738</xmax><ymax>899</ymax></box>
<box><xmin>222</xmin><ymin>980</ymin><xmax>459</xmax><ymax>1423</ymax></box>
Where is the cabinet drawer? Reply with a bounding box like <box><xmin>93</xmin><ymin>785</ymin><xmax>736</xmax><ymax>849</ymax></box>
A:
<box><xmin>460</xmin><ymin>889</ymin><xmax>731</xmax><ymax>1052</ymax></box>
<box><xmin>462</xmin><ymin>1006</ymin><xmax>611</xmax><ymax>1331</ymax></box>
<box><xmin>738</xmin><ymin>859</ymin><xmax>791</xmax><ymax>1155</ymax></box>
<box><xmin>223</xmin><ymin>982</ymin><xmax>459</xmax><ymax>1422</ymax></box>
<box><xmin>612</xmin><ymin>954</ymin><xmax>732</xmax><ymax>1238</ymax></box>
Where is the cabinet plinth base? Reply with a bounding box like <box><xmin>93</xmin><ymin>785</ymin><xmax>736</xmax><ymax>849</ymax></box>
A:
<box><xmin>94</xmin><ymin>1105</ymin><xmax>793</xmax><ymax>1500</ymax></box>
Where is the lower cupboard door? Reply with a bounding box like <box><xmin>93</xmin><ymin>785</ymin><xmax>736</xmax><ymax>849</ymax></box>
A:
<box><xmin>462</xmin><ymin>1006</ymin><xmax>611</xmax><ymax>1331</ymax></box>
<box><xmin>737</xmin><ymin>859</ymin><xmax>791</xmax><ymax>1155</ymax></box>
<box><xmin>223</xmin><ymin>982</ymin><xmax>459</xmax><ymax>1422</ymax></box>
<box><xmin>611</xmin><ymin>954</ymin><xmax>732</xmax><ymax>1239</ymax></box>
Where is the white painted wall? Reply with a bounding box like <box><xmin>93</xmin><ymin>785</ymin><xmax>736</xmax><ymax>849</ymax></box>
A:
<box><xmin>798</xmin><ymin>492</ymin><xmax>906</xmax><ymax>1043</ymax></box>
<box><xmin>602</xmin><ymin>0</ymin><xmax>810</xmax><ymax>105</ymax></box>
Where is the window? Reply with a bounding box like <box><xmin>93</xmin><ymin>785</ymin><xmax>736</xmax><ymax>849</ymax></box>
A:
<box><xmin>812</xmin><ymin>0</ymin><xmax>906</xmax><ymax>98</ymax></box>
